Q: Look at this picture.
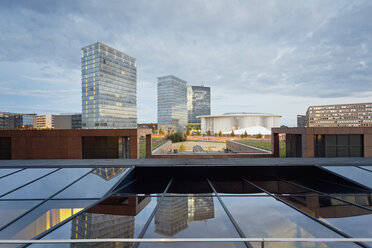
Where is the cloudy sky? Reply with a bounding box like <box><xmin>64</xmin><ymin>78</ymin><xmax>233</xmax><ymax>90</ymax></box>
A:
<box><xmin>1</xmin><ymin>0</ymin><xmax>371</xmax><ymax>126</ymax></box>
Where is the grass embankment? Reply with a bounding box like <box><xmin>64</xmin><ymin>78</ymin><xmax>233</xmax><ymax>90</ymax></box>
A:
<box><xmin>139</xmin><ymin>137</ymin><xmax>167</xmax><ymax>158</ymax></box>
<box><xmin>238</xmin><ymin>141</ymin><xmax>286</xmax><ymax>158</ymax></box>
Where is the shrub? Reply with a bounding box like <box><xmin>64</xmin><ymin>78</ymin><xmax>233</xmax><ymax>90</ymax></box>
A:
<box><xmin>218</xmin><ymin>131</ymin><xmax>223</xmax><ymax>137</ymax></box>
<box><xmin>166</xmin><ymin>131</ymin><xmax>186</xmax><ymax>142</ymax></box>
<box><xmin>244</xmin><ymin>131</ymin><xmax>248</xmax><ymax>137</ymax></box>
<box><xmin>196</xmin><ymin>130</ymin><xmax>200</xmax><ymax>136</ymax></box>
<box><xmin>256</xmin><ymin>133</ymin><xmax>263</xmax><ymax>139</ymax></box>
<box><xmin>179</xmin><ymin>143</ymin><xmax>186</xmax><ymax>152</ymax></box>
<box><xmin>207</xmin><ymin>130</ymin><xmax>211</xmax><ymax>136</ymax></box>
<box><xmin>159</xmin><ymin>128</ymin><xmax>165</xmax><ymax>135</ymax></box>
<box><xmin>230</xmin><ymin>130</ymin><xmax>235</xmax><ymax>137</ymax></box>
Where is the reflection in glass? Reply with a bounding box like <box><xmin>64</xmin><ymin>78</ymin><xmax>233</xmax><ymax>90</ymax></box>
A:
<box><xmin>3</xmin><ymin>168</ymin><xmax>91</xmax><ymax>199</ymax></box>
<box><xmin>54</xmin><ymin>168</ymin><xmax>127</xmax><ymax>199</ymax></box>
<box><xmin>32</xmin><ymin>195</ymin><xmax>156</xmax><ymax>248</ymax></box>
<box><xmin>0</xmin><ymin>200</ymin><xmax>42</xmax><ymax>229</ymax></box>
<box><xmin>0</xmin><ymin>169</ymin><xmax>56</xmax><ymax>196</ymax></box>
<box><xmin>279</xmin><ymin>193</ymin><xmax>372</xmax><ymax>238</ymax></box>
<box><xmin>322</xmin><ymin>166</ymin><xmax>372</xmax><ymax>189</ymax></box>
<box><xmin>0</xmin><ymin>200</ymin><xmax>94</xmax><ymax>241</ymax></box>
<box><xmin>222</xmin><ymin>196</ymin><xmax>359</xmax><ymax>248</ymax></box>
<box><xmin>141</xmin><ymin>195</ymin><xmax>244</xmax><ymax>248</ymax></box>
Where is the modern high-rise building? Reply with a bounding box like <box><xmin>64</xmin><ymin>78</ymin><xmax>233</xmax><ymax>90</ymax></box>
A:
<box><xmin>81</xmin><ymin>42</ymin><xmax>137</xmax><ymax>129</ymax></box>
<box><xmin>187</xmin><ymin>85</ymin><xmax>210</xmax><ymax>124</ymax></box>
<box><xmin>306</xmin><ymin>102</ymin><xmax>372</xmax><ymax>127</ymax></box>
<box><xmin>157</xmin><ymin>75</ymin><xmax>188</xmax><ymax>131</ymax></box>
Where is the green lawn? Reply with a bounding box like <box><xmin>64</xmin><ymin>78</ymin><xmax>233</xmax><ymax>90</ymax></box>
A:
<box><xmin>139</xmin><ymin>137</ymin><xmax>167</xmax><ymax>158</ymax></box>
<box><xmin>238</xmin><ymin>141</ymin><xmax>286</xmax><ymax>158</ymax></box>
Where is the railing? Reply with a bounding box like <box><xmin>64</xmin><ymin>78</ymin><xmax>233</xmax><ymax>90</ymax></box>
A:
<box><xmin>1</xmin><ymin>238</ymin><xmax>371</xmax><ymax>247</ymax></box>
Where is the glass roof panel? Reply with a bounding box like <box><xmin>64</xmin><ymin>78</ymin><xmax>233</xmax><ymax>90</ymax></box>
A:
<box><xmin>0</xmin><ymin>199</ymin><xmax>94</xmax><ymax>241</ymax></box>
<box><xmin>279</xmin><ymin>193</ymin><xmax>372</xmax><ymax>238</ymax></box>
<box><xmin>142</xmin><ymin>195</ymin><xmax>243</xmax><ymax>241</ymax></box>
<box><xmin>0</xmin><ymin>169</ymin><xmax>56</xmax><ymax>196</ymax></box>
<box><xmin>0</xmin><ymin>169</ymin><xmax>22</xmax><ymax>178</ymax></box>
<box><xmin>2</xmin><ymin>168</ymin><xmax>92</xmax><ymax>199</ymax></box>
<box><xmin>322</xmin><ymin>166</ymin><xmax>372</xmax><ymax>189</ymax></box>
<box><xmin>359</xmin><ymin>166</ymin><xmax>372</xmax><ymax>172</ymax></box>
<box><xmin>0</xmin><ymin>200</ymin><xmax>42</xmax><ymax>230</ymax></box>
<box><xmin>32</xmin><ymin>195</ymin><xmax>158</xmax><ymax>242</ymax></box>
<box><xmin>53</xmin><ymin>168</ymin><xmax>128</xmax><ymax>199</ymax></box>
<box><xmin>210</xmin><ymin>178</ymin><xmax>266</xmax><ymax>196</ymax></box>
<box><xmin>221</xmin><ymin>196</ymin><xmax>359</xmax><ymax>248</ymax></box>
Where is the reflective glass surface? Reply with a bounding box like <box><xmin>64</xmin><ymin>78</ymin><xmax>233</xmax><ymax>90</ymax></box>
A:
<box><xmin>34</xmin><ymin>195</ymin><xmax>157</xmax><ymax>242</ymax></box>
<box><xmin>211</xmin><ymin>178</ymin><xmax>266</xmax><ymax>196</ymax></box>
<box><xmin>360</xmin><ymin>166</ymin><xmax>372</xmax><ymax>172</ymax></box>
<box><xmin>3</xmin><ymin>168</ymin><xmax>91</xmax><ymax>199</ymax></box>
<box><xmin>0</xmin><ymin>169</ymin><xmax>21</xmax><ymax>178</ymax></box>
<box><xmin>0</xmin><ymin>169</ymin><xmax>56</xmax><ymax>196</ymax></box>
<box><xmin>142</xmin><ymin>196</ymin><xmax>242</xmax><ymax>242</ymax></box>
<box><xmin>0</xmin><ymin>200</ymin><xmax>42</xmax><ymax>229</ymax></box>
<box><xmin>323</xmin><ymin>166</ymin><xmax>372</xmax><ymax>189</ymax></box>
<box><xmin>54</xmin><ymin>168</ymin><xmax>127</xmax><ymax>199</ymax></box>
<box><xmin>279</xmin><ymin>194</ymin><xmax>372</xmax><ymax>238</ymax></box>
<box><xmin>221</xmin><ymin>196</ymin><xmax>358</xmax><ymax>248</ymax></box>
<box><xmin>0</xmin><ymin>200</ymin><xmax>94</xmax><ymax>240</ymax></box>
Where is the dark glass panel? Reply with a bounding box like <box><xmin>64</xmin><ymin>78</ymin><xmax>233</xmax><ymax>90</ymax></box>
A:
<box><xmin>0</xmin><ymin>200</ymin><xmax>41</xmax><ymax>229</ymax></box>
<box><xmin>337</xmin><ymin>135</ymin><xmax>349</xmax><ymax>146</ymax></box>
<box><xmin>142</xmin><ymin>195</ymin><xmax>243</xmax><ymax>248</ymax></box>
<box><xmin>0</xmin><ymin>169</ymin><xmax>56</xmax><ymax>196</ymax></box>
<box><xmin>0</xmin><ymin>169</ymin><xmax>21</xmax><ymax>178</ymax></box>
<box><xmin>167</xmin><ymin>178</ymin><xmax>213</xmax><ymax>194</ymax></box>
<box><xmin>221</xmin><ymin>196</ymin><xmax>358</xmax><ymax>248</ymax></box>
<box><xmin>54</xmin><ymin>168</ymin><xmax>128</xmax><ymax>199</ymax></box>
<box><xmin>323</xmin><ymin>166</ymin><xmax>372</xmax><ymax>189</ymax></box>
<box><xmin>3</xmin><ymin>168</ymin><xmax>91</xmax><ymax>199</ymax></box>
<box><xmin>0</xmin><ymin>200</ymin><xmax>94</xmax><ymax>240</ymax></box>
<box><xmin>210</xmin><ymin>178</ymin><xmax>265</xmax><ymax>195</ymax></box>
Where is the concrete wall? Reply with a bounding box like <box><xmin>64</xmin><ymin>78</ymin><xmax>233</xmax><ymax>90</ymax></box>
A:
<box><xmin>152</xmin><ymin>140</ymin><xmax>172</xmax><ymax>155</ymax></box>
<box><xmin>226</xmin><ymin>140</ymin><xmax>271</xmax><ymax>154</ymax></box>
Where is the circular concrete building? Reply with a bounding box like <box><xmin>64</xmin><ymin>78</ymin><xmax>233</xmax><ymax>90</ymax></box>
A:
<box><xmin>199</xmin><ymin>112</ymin><xmax>281</xmax><ymax>135</ymax></box>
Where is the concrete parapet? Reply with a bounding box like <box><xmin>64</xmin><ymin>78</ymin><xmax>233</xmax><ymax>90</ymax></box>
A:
<box><xmin>151</xmin><ymin>140</ymin><xmax>172</xmax><ymax>155</ymax></box>
<box><xmin>226</xmin><ymin>140</ymin><xmax>271</xmax><ymax>154</ymax></box>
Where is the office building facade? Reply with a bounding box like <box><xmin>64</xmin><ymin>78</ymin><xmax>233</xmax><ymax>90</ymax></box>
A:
<box><xmin>157</xmin><ymin>75</ymin><xmax>188</xmax><ymax>131</ymax></box>
<box><xmin>0</xmin><ymin>112</ymin><xmax>36</xmax><ymax>129</ymax></box>
<box><xmin>187</xmin><ymin>85</ymin><xmax>210</xmax><ymax>124</ymax></box>
<box><xmin>306</xmin><ymin>102</ymin><xmax>372</xmax><ymax>127</ymax></box>
<box><xmin>36</xmin><ymin>114</ymin><xmax>55</xmax><ymax>129</ymax></box>
<box><xmin>81</xmin><ymin>42</ymin><xmax>137</xmax><ymax>129</ymax></box>
<box><xmin>54</xmin><ymin>114</ymin><xmax>82</xmax><ymax>129</ymax></box>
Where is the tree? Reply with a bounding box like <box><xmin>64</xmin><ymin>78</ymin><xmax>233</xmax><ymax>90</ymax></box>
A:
<box><xmin>244</xmin><ymin>130</ymin><xmax>248</xmax><ymax>137</ymax></box>
<box><xmin>207</xmin><ymin>130</ymin><xmax>211</xmax><ymax>136</ymax></box>
<box><xmin>230</xmin><ymin>130</ymin><xmax>235</xmax><ymax>137</ymax></box>
<box><xmin>256</xmin><ymin>133</ymin><xmax>263</xmax><ymax>139</ymax></box>
<box><xmin>218</xmin><ymin>131</ymin><xmax>223</xmax><ymax>137</ymax></box>
<box><xmin>166</xmin><ymin>131</ymin><xmax>186</xmax><ymax>142</ymax></box>
<box><xmin>186</xmin><ymin>130</ymin><xmax>191</xmax><ymax>136</ymax></box>
<box><xmin>196</xmin><ymin>130</ymin><xmax>200</xmax><ymax>136</ymax></box>
<box><xmin>159</xmin><ymin>128</ymin><xmax>165</xmax><ymax>135</ymax></box>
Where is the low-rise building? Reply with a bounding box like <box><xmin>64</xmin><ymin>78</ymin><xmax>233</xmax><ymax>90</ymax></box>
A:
<box><xmin>306</xmin><ymin>102</ymin><xmax>372</xmax><ymax>127</ymax></box>
<box><xmin>200</xmin><ymin>113</ymin><xmax>281</xmax><ymax>135</ymax></box>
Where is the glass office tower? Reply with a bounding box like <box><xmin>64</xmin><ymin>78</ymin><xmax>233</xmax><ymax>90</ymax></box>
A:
<box><xmin>187</xmin><ymin>85</ymin><xmax>211</xmax><ymax>124</ymax></box>
<box><xmin>81</xmin><ymin>42</ymin><xmax>137</xmax><ymax>129</ymax></box>
<box><xmin>157</xmin><ymin>75</ymin><xmax>188</xmax><ymax>131</ymax></box>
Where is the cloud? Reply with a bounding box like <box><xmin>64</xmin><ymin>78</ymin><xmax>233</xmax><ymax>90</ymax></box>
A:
<box><xmin>1</xmin><ymin>0</ymin><xmax>372</xmax><ymax>125</ymax></box>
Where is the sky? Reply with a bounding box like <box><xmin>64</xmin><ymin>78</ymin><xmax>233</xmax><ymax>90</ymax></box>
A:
<box><xmin>0</xmin><ymin>0</ymin><xmax>372</xmax><ymax>126</ymax></box>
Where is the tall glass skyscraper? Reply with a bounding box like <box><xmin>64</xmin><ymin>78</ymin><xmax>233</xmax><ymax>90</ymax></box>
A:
<box><xmin>157</xmin><ymin>75</ymin><xmax>188</xmax><ymax>131</ymax></box>
<box><xmin>187</xmin><ymin>85</ymin><xmax>211</xmax><ymax>124</ymax></box>
<box><xmin>81</xmin><ymin>42</ymin><xmax>137</xmax><ymax>129</ymax></box>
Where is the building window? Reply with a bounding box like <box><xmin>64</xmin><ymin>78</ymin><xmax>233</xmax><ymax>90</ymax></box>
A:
<box><xmin>314</xmin><ymin>134</ymin><xmax>363</xmax><ymax>157</ymax></box>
